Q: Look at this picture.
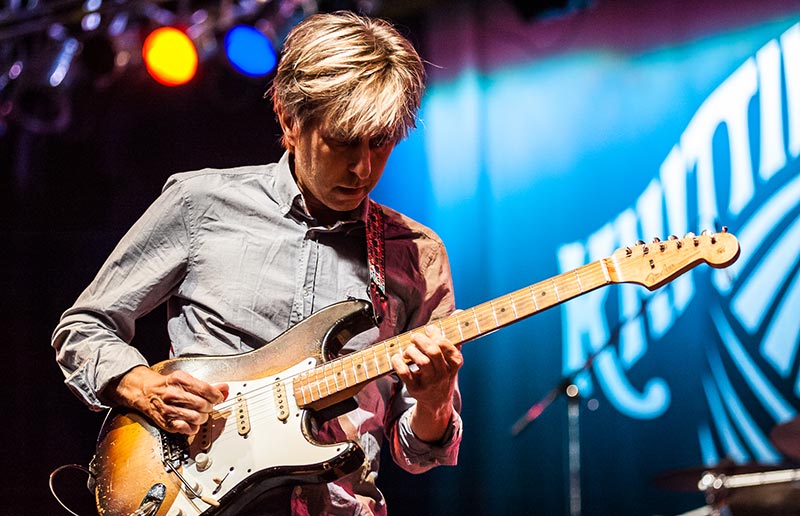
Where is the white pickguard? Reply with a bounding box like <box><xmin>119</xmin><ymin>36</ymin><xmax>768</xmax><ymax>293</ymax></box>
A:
<box><xmin>163</xmin><ymin>358</ymin><xmax>351</xmax><ymax>515</ymax></box>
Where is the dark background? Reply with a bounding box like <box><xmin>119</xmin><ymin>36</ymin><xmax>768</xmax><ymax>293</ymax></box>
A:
<box><xmin>4</xmin><ymin>0</ymin><xmax>800</xmax><ymax>515</ymax></box>
<box><xmin>0</xmin><ymin>4</ymin><xmax>454</xmax><ymax>515</ymax></box>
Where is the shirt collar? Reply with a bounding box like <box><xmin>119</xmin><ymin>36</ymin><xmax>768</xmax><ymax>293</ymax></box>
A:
<box><xmin>274</xmin><ymin>151</ymin><xmax>369</xmax><ymax>228</ymax></box>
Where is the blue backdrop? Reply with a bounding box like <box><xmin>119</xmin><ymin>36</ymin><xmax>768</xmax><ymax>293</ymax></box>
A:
<box><xmin>372</xmin><ymin>1</ymin><xmax>800</xmax><ymax>514</ymax></box>
<box><xmin>5</xmin><ymin>1</ymin><xmax>800</xmax><ymax>515</ymax></box>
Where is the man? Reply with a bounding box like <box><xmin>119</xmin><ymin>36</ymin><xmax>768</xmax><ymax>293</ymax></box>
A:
<box><xmin>52</xmin><ymin>11</ymin><xmax>463</xmax><ymax>516</ymax></box>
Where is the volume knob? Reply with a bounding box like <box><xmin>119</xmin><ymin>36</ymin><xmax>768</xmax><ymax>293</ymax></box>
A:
<box><xmin>195</xmin><ymin>453</ymin><xmax>212</xmax><ymax>472</ymax></box>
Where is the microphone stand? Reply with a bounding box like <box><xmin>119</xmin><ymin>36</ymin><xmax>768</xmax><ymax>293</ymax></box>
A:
<box><xmin>510</xmin><ymin>298</ymin><xmax>650</xmax><ymax>516</ymax></box>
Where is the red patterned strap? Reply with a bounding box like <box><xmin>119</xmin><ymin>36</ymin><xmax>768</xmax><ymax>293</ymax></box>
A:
<box><xmin>366</xmin><ymin>200</ymin><xmax>387</xmax><ymax>324</ymax></box>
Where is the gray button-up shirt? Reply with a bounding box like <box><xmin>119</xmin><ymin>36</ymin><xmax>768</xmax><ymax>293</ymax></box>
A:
<box><xmin>52</xmin><ymin>152</ymin><xmax>461</xmax><ymax>515</ymax></box>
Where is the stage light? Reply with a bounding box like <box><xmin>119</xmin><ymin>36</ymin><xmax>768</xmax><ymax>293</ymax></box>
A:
<box><xmin>8</xmin><ymin>35</ymin><xmax>78</xmax><ymax>134</ymax></box>
<box><xmin>223</xmin><ymin>25</ymin><xmax>276</xmax><ymax>77</ymax></box>
<box><xmin>142</xmin><ymin>27</ymin><xmax>198</xmax><ymax>86</ymax></box>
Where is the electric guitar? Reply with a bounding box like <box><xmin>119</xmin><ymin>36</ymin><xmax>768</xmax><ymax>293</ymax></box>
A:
<box><xmin>91</xmin><ymin>229</ymin><xmax>740</xmax><ymax>516</ymax></box>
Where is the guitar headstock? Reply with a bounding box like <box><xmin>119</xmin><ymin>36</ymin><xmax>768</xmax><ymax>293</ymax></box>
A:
<box><xmin>608</xmin><ymin>228</ymin><xmax>740</xmax><ymax>290</ymax></box>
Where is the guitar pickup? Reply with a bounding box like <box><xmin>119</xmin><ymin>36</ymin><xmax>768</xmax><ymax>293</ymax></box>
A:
<box><xmin>234</xmin><ymin>393</ymin><xmax>251</xmax><ymax>436</ymax></box>
<box><xmin>273</xmin><ymin>379</ymin><xmax>290</xmax><ymax>422</ymax></box>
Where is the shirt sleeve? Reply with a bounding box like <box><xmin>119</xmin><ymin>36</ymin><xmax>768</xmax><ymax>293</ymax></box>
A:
<box><xmin>51</xmin><ymin>178</ymin><xmax>193</xmax><ymax>410</ymax></box>
<box><xmin>386</xmin><ymin>235</ymin><xmax>463</xmax><ymax>473</ymax></box>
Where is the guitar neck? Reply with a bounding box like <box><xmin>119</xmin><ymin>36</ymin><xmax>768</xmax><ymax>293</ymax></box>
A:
<box><xmin>292</xmin><ymin>259</ymin><xmax>612</xmax><ymax>409</ymax></box>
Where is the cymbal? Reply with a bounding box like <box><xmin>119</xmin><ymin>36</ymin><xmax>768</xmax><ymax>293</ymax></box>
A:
<box><xmin>772</xmin><ymin>416</ymin><xmax>800</xmax><ymax>461</ymax></box>
<box><xmin>655</xmin><ymin>459</ymin><xmax>800</xmax><ymax>516</ymax></box>
<box><xmin>728</xmin><ymin>483</ymin><xmax>800</xmax><ymax>516</ymax></box>
<box><xmin>653</xmin><ymin>462</ymin><xmax>795</xmax><ymax>492</ymax></box>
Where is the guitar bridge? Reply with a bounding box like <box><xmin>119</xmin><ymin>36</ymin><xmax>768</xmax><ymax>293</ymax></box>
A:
<box><xmin>160</xmin><ymin>431</ymin><xmax>189</xmax><ymax>467</ymax></box>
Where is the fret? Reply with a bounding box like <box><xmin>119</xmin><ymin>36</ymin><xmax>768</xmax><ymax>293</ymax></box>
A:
<box><xmin>455</xmin><ymin>315</ymin><xmax>464</xmax><ymax>341</ymax></box>
<box><xmin>529</xmin><ymin>285</ymin><xmax>540</xmax><ymax>311</ymax></box>
<box><xmin>352</xmin><ymin>355</ymin><xmax>364</xmax><ymax>383</ymax></box>
<box><xmin>383</xmin><ymin>342</ymin><xmax>391</xmax><ymax>373</ymax></box>
<box><xmin>327</xmin><ymin>362</ymin><xmax>340</xmax><ymax>392</ymax></box>
<box><xmin>303</xmin><ymin>377</ymin><xmax>312</xmax><ymax>404</ymax></box>
<box><xmin>442</xmin><ymin>317</ymin><xmax>461</xmax><ymax>344</ymax></box>
<box><xmin>315</xmin><ymin>368</ymin><xmax>323</xmax><ymax>401</ymax></box>
<box><xmin>551</xmin><ymin>278</ymin><xmax>561</xmax><ymax>302</ymax></box>
<box><xmin>492</xmin><ymin>297</ymin><xmax>516</xmax><ymax>327</ymax></box>
<box><xmin>471</xmin><ymin>308</ymin><xmax>481</xmax><ymax>334</ymax></box>
<box><xmin>371</xmin><ymin>346</ymin><xmax>380</xmax><ymax>377</ymax></box>
<box><xmin>476</xmin><ymin>305</ymin><xmax>497</xmax><ymax>332</ymax></box>
<box><xmin>455</xmin><ymin>312</ymin><xmax>472</xmax><ymax>340</ymax></box>
<box><xmin>600</xmin><ymin>259</ymin><xmax>611</xmax><ymax>283</ymax></box>
<box><xmin>294</xmin><ymin>377</ymin><xmax>306</xmax><ymax>405</ymax></box>
<box><xmin>574</xmin><ymin>269</ymin><xmax>584</xmax><ymax>293</ymax></box>
<box><xmin>360</xmin><ymin>352</ymin><xmax>370</xmax><ymax>381</ymax></box>
<box><xmin>489</xmin><ymin>300</ymin><xmax>499</xmax><ymax>327</ymax></box>
<box><xmin>509</xmin><ymin>294</ymin><xmax>519</xmax><ymax>318</ymax></box>
<box><xmin>302</xmin><ymin>377</ymin><xmax>310</xmax><ymax>404</ymax></box>
<box><xmin>337</xmin><ymin>359</ymin><xmax>349</xmax><ymax>388</ymax></box>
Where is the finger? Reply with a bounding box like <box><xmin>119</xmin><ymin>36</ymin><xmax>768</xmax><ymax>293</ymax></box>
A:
<box><xmin>425</xmin><ymin>323</ymin><xmax>445</xmax><ymax>338</ymax></box>
<box><xmin>161</xmin><ymin>386</ymin><xmax>215</xmax><ymax>414</ymax></box>
<box><xmin>160</xmin><ymin>402</ymin><xmax>213</xmax><ymax>434</ymax></box>
<box><xmin>164</xmin><ymin>416</ymin><xmax>200</xmax><ymax>436</ymax></box>
<box><xmin>403</xmin><ymin>344</ymin><xmax>432</xmax><ymax>371</ymax></box>
<box><xmin>214</xmin><ymin>383</ymin><xmax>230</xmax><ymax>402</ymax></box>
<box><xmin>439</xmin><ymin>343</ymin><xmax>464</xmax><ymax>368</ymax></box>
<box><xmin>391</xmin><ymin>352</ymin><xmax>410</xmax><ymax>374</ymax></box>
<box><xmin>168</xmin><ymin>371</ymin><xmax>228</xmax><ymax>405</ymax></box>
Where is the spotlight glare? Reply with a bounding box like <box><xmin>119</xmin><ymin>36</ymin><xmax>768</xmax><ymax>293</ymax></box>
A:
<box><xmin>81</xmin><ymin>12</ymin><xmax>102</xmax><ymax>31</ymax></box>
<box><xmin>142</xmin><ymin>27</ymin><xmax>198</xmax><ymax>86</ymax></box>
<box><xmin>224</xmin><ymin>25</ymin><xmax>276</xmax><ymax>77</ymax></box>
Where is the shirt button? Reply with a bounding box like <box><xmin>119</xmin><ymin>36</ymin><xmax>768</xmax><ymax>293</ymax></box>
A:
<box><xmin>303</xmin><ymin>287</ymin><xmax>311</xmax><ymax>297</ymax></box>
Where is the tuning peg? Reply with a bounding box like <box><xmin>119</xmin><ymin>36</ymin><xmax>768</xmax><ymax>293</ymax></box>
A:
<box><xmin>700</xmin><ymin>228</ymin><xmax>716</xmax><ymax>243</ymax></box>
<box><xmin>625</xmin><ymin>246</ymin><xmax>633</xmax><ymax>257</ymax></box>
<box><xmin>685</xmin><ymin>232</ymin><xmax>696</xmax><ymax>238</ymax></box>
<box><xmin>636</xmin><ymin>239</ymin><xmax>646</xmax><ymax>246</ymax></box>
<box><xmin>652</xmin><ymin>237</ymin><xmax>661</xmax><ymax>243</ymax></box>
<box><xmin>721</xmin><ymin>226</ymin><xmax>728</xmax><ymax>233</ymax></box>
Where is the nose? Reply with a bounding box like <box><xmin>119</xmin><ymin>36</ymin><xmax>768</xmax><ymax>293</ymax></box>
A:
<box><xmin>350</xmin><ymin>139</ymin><xmax>372</xmax><ymax>179</ymax></box>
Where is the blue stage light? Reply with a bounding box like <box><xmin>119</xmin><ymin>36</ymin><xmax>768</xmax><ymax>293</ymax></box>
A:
<box><xmin>224</xmin><ymin>25</ymin><xmax>277</xmax><ymax>77</ymax></box>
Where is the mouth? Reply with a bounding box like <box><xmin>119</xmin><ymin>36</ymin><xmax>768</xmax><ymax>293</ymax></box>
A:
<box><xmin>337</xmin><ymin>185</ymin><xmax>368</xmax><ymax>195</ymax></box>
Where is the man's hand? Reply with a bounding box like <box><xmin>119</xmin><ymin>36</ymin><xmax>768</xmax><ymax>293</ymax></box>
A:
<box><xmin>104</xmin><ymin>365</ymin><xmax>229</xmax><ymax>436</ymax></box>
<box><xmin>391</xmin><ymin>324</ymin><xmax>463</xmax><ymax>443</ymax></box>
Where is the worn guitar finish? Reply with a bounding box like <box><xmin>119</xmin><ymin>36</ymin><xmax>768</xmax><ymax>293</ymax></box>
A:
<box><xmin>92</xmin><ymin>230</ymin><xmax>740</xmax><ymax>516</ymax></box>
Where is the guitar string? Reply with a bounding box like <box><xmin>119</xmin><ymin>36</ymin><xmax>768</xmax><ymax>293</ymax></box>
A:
<box><xmin>191</xmin><ymin>237</ymin><xmax>696</xmax><ymax>415</ymax></box>
<box><xmin>188</xmin><ymin>257</ymin><xmax>673</xmax><ymax>449</ymax></box>
<box><xmin>205</xmin><ymin>264</ymin><xmax>611</xmax><ymax>419</ymax></box>
<box><xmin>180</xmin><ymin>240</ymin><xmax>709</xmax><ymax>440</ymax></box>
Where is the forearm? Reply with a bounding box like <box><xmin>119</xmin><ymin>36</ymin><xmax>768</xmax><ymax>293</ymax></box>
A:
<box><xmin>53</xmin><ymin>310</ymin><xmax>150</xmax><ymax>409</ymax></box>
<box><xmin>408</xmin><ymin>397</ymin><xmax>456</xmax><ymax>443</ymax></box>
<box><xmin>390</xmin><ymin>395</ymin><xmax>463</xmax><ymax>474</ymax></box>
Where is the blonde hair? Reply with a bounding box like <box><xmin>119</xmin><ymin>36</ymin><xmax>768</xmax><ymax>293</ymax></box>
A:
<box><xmin>269</xmin><ymin>11</ymin><xmax>425</xmax><ymax>146</ymax></box>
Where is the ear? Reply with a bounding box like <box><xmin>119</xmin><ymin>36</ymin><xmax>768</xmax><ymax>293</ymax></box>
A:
<box><xmin>276</xmin><ymin>108</ymin><xmax>300</xmax><ymax>151</ymax></box>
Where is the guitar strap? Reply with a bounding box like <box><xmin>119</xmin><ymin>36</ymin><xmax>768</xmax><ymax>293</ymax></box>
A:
<box><xmin>366</xmin><ymin>199</ymin><xmax>387</xmax><ymax>324</ymax></box>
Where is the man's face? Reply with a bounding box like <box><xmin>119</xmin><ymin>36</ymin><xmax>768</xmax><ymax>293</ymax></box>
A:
<box><xmin>284</xmin><ymin>119</ymin><xmax>395</xmax><ymax>223</ymax></box>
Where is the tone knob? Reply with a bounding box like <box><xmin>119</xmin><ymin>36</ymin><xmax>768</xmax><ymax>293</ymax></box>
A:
<box><xmin>184</xmin><ymin>476</ymin><xmax>202</xmax><ymax>497</ymax></box>
<box><xmin>166</xmin><ymin>507</ymin><xmax>184</xmax><ymax>516</ymax></box>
